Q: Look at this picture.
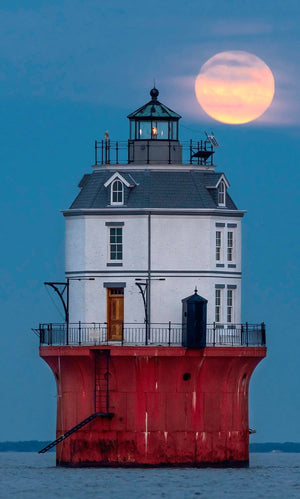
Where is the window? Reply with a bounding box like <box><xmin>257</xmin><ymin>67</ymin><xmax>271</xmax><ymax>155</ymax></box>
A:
<box><xmin>227</xmin><ymin>289</ymin><xmax>233</xmax><ymax>323</ymax></box>
<box><xmin>215</xmin><ymin>289</ymin><xmax>221</xmax><ymax>323</ymax></box>
<box><xmin>157</xmin><ymin>122</ymin><xmax>168</xmax><ymax>138</ymax></box>
<box><xmin>169</xmin><ymin>121</ymin><xmax>178</xmax><ymax>140</ymax></box>
<box><xmin>109</xmin><ymin>227</ymin><xmax>123</xmax><ymax>261</ymax></box>
<box><xmin>216</xmin><ymin>231</ymin><xmax>222</xmax><ymax>261</ymax></box>
<box><xmin>111</xmin><ymin>180</ymin><xmax>124</xmax><ymax>205</ymax></box>
<box><xmin>138</xmin><ymin>121</ymin><xmax>151</xmax><ymax>139</ymax></box>
<box><xmin>227</xmin><ymin>232</ymin><xmax>233</xmax><ymax>261</ymax></box>
<box><xmin>218</xmin><ymin>181</ymin><xmax>226</xmax><ymax>206</ymax></box>
<box><xmin>109</xmin><ymin>288</ymin><xmax>124</xmax><ymax>295</ymax></box>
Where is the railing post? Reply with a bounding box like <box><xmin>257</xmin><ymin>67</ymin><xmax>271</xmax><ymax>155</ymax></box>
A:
<box><xmin>261</xmin><ymin>322</ymin><xmax>266</xmax><ymax>346</ymax></box>
<box><xmin>94</xmin><ymin>140</ymin><xmax>97</xmax><ymax>165</ymax></box>
<box><xmin>246</xmin><ymin>322</ymin><xmax>249</xmax><ymax>346</ymax></box>
<box><xmin>39</xmin><ymin>323</ymin><xmax>42</xmax><ymax>346</ymax></box>
<box><xmin>128</xmin><ymin>139</ymin><xmax>135</xmax><ymax>164</ymax></box>
<box><xmin>213</xmin><ymin>322</ymin><xmax>216</xmax><ymax>347</ymax></box>
<box><xmin>190</xmin><ymin>139</ymin><xmax>193</xmax><ymax>164</ymax></box>
<box><xmin>101</xmin><ymin>140</ymin><xmax>104</xmax><ymax>165</ymax></box>
<box><xmin>168</xmin><ymin>141</ymin><xmax>171</xmax><ymax>164</ymax></box>
<box><xmin>147</xmin><ymin>141</ymin><xmax>150</xmax><ymax>164</ymax></box>
<box><xmin>78</xmin><ymin>321</ymin><xmax>81</xmax><ymax>346</ymax></box>
<box><xmin>105</xmin><ymin>138</ymin><xmax>109</xmax><ymax>164</ymax></box>
<box><xmin>168</xmin><ymin>321</ymin><xmax>171</xmax><ymax>346</ymax></box>
<box><xmin>49</xmin><ymin>323</ymin><xmax>53</xmax><ymax>346</ymax></box>
<box><xmin>121</xmin><ymin>322</ymin><xmax>124</xmax><ymax>346</ymax></box>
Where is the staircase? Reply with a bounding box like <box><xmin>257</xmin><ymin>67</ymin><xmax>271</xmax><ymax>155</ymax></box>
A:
<box><xmin>39</xmin><ymin>349</ymin><xmax>113</xmax><ymax>454</ymax></box>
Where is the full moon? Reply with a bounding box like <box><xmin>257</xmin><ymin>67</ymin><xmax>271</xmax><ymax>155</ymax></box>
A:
<box><xmin>195</xmin><ymin>51</ymin><xmax>275</xmax><ymax>124</ymax></box>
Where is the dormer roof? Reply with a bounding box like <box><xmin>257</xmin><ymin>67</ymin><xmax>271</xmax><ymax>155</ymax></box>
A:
<box><xmin>103</xmin><ymin>172</ymin><xmax>137</xmax><ymax>188</ymax></box>
<box><xmin>206</xmin><ymin>173</ymin><xmax>230</xmax><ymax>189</ymax></box>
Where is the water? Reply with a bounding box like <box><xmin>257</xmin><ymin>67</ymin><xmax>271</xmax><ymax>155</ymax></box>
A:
<box><xmin>0</xmin><ymin>453</ymin><xmax>299</xmax><ymax>498</ymax></box>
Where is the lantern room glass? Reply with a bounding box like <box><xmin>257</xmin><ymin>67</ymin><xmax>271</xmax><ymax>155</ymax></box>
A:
<box><xmin>130</xmin><ymin>120</ymin><xmax>178</xmax><ymax>140</ymax></box>
<box><xmin>138</xmin><ymin>122</ymin><xmax>151</xmax><ymax>139</ymax></box>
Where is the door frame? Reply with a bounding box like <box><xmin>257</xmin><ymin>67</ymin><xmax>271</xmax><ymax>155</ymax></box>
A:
<box><xmin>106</xmin><ymin>287</ymin><xmax>124</xmax><ymax>341</ymax></box>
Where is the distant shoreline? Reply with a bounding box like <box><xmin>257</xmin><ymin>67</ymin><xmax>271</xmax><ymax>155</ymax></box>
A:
<box><xmin>0</xmin><ymin>441</ymin><xmax>300</xmax><ymax>453</ymax></box>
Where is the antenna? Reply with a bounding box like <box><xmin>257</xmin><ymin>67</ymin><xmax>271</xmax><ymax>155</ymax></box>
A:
<box><xmin>205</xmin><ymin>131</ymin><xmax>220</xmax><ymax>148</ymax></box>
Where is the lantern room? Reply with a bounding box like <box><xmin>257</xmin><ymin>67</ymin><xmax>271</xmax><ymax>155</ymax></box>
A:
<box><xmin>127</xmin><ymin>87</ymin><xmax>182</xmax><ymax>164</ymax></box>
<box><xmin>127</xmin><ymin>87</ymin><xmax>181</xmax><ymax>140</ymax></box>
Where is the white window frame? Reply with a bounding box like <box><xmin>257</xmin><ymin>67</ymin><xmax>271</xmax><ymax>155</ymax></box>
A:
<box><xmin>215</xmin><ymin>289</ymin><xmax>222</xmax><ymax>323</ymax></box>
<box><xmin>227</xmin><ymin>231</ymin><xmax>234</xmax><ymax>262</ymax></box>
<box><xmin>227</xmin><ymin>289</ymin><xmax>233</xmax><ymax>323</ymax></box>
<box><xmin>108</xmin><ymin>226</ymin><xmax>123</xmax><ymax>261</ymax></box>
<box><xmin>216</xmin><ymin>231</ymin><xmax>222</xmax><ymax>262</ymax></box>
<box><xmin>111</xmin><ymin>180</ymin><xmax>124</xmax><ymax>205</ymax></box>
<box><xmin>218</xmin><ymin>180</ymin><xmax>226</xmax><ymax>206</ymax></box>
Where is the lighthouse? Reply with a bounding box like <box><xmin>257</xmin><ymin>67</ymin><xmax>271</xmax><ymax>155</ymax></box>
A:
<box><xmin>37</xmin><ymin>87</ymin><xmax>266</xmax><ymax>467</ymax></box>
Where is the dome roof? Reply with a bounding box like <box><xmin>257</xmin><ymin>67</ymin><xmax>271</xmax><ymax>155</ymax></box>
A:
<box><xmin>127</xmin><ymin>88</ymin><xmax>181</xmax><ymax>120</ymax></box>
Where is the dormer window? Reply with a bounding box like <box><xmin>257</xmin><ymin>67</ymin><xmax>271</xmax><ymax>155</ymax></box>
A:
<box><xmin>218</xmin><ymin>181</ymin><xmax>226</xmax><ymax>206</ymax></box>
<box><xmin>104</xmin><ymin>172</ymin><xmax>136</xmax><ymax>206</ymax></box>
<box><xmin>111</xmin><ymin>180</ymin><xmax>124</xmax><ymax>205</ymax></box>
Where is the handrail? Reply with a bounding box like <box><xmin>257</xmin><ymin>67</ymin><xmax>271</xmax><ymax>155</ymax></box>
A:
<box><xmin>34</xmin><ymin>322</ymin><xmax>266</xmax><ymax>347</ymax></box>
<box><xmin>94</xmin><ymin>139</ymin><xmax>215</xmax><ymax>166</ymax></box>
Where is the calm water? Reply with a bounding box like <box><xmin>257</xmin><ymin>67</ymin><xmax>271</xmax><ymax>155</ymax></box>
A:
<box><xmin>0</xmin><ymin>453</ymin><xmax>299</xmax><ymax>498</ymax></box>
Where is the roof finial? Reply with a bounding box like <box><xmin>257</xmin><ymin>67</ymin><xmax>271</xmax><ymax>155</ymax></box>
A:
<box><xmin>150</xmin><ymin>85</ymin><xmax>159</xmax><ymax>101</ymax></box>
<box><xmin>194</xmin><ymin>286</ymin><xmax>198</xmax><ymax>294</ymax></box>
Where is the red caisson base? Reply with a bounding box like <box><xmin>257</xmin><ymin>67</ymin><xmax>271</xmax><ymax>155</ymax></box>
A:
<box><xmin>40</xmin><ymin>346</ymin><xmax>266</xmax><ymax>467</ymax></box>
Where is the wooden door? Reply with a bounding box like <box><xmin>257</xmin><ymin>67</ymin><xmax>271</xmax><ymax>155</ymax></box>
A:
<box><xmin>107</xmin><ymin>288</ymin><xmax>124</xmax><ymax>340</ymax></box>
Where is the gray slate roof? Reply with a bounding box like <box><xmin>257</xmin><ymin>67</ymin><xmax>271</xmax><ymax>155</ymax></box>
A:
<box><xmin>69</xmin><ymin>170</ymin><xmax>238</xmax><ymax>210</ymax></box>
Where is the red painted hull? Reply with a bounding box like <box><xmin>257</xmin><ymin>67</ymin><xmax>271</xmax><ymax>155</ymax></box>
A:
<box><xmin>40</xmin><ymin>346</ymin><xmax>266</xmax><ymax>467</ymax></box>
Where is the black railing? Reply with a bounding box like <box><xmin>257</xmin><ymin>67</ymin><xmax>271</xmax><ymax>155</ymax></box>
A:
<box><xmin>35</xmin><ymin>322</ymin><xmax>266</xmax><ymax>347</ymax></box>
<box><xmin>94</xmin><ymin>140</ymin><xmax>214</xmax><ymax>166</ymax></box>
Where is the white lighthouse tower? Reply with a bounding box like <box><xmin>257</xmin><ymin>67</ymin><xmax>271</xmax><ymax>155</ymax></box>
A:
<box><xmin>38</xmin><ymin>87</ymin><xmax>266</xmax><ymax>467</ymax></box>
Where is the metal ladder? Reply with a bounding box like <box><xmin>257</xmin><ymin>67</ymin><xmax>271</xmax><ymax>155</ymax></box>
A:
<box><xmin>94</xmin><ymin>349</ymin><xmax>111</xmax><ymax>413</ymax></box>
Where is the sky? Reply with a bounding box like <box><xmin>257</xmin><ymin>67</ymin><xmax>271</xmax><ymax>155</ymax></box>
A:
<box><xmin>0</xmin><ymin>0</ymin><xmax>299</xmax><ymax>443</ymax></box>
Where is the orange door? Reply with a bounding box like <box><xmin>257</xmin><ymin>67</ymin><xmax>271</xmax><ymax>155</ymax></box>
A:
<box><xmin>107</xmin><ymin>288</ymin><xmax>124</xmax><ymax>340</ymax></box>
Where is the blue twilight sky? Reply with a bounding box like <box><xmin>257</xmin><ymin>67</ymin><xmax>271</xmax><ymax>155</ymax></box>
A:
<box><xmin>0</xmin><ymin>0</ymin><xmax>299</xmax><ymax>442</ymax></box>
